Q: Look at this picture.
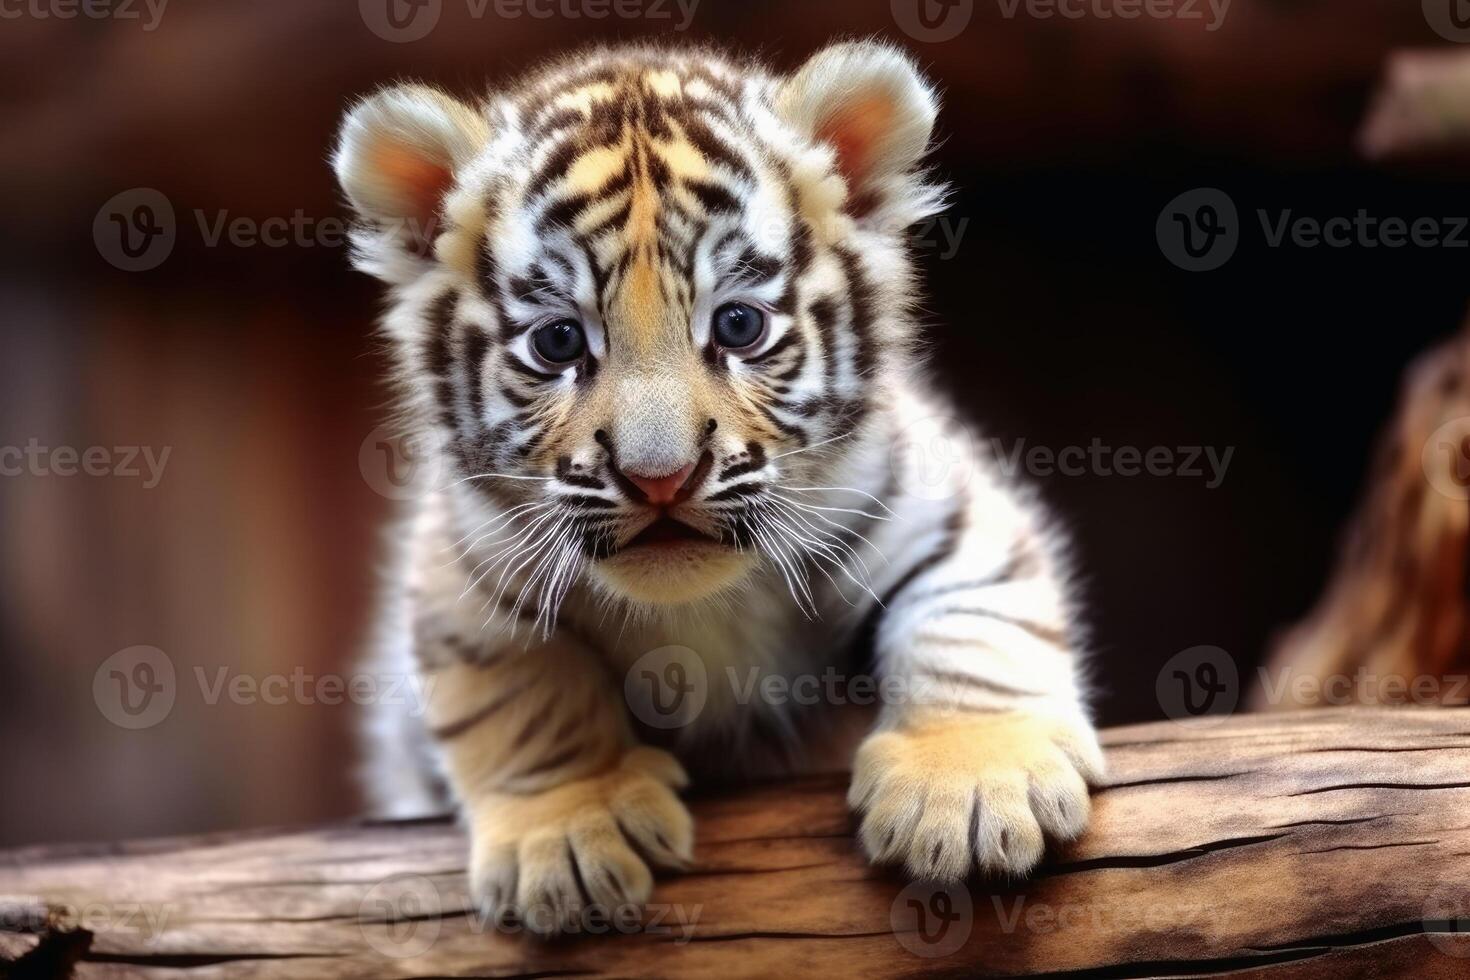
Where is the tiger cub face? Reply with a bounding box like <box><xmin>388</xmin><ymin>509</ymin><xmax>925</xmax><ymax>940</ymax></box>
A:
<box><xmin>335</xmin><ymin>42</ymin><xmax>944</xmax><ymax>608</ymax></box>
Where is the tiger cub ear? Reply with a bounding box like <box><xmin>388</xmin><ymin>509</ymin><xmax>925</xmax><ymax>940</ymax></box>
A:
<box><xmin>332</xmin><ymin>84</ymin><xmax>489</xmax><ymax>255</ymax></box>
<box><xmin>778</xmin><ymin>41</ymin><xmax>939</xmax><ymax>220</ymax></box>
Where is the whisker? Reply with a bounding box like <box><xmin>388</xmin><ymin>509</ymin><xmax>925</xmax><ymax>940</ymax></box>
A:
<box><xmin>771</xmin><ymin>496</ymin><xmax>890</xmax><ymax>566</ymax></box>
<box><xmin>762</xmin><ymin>500</ymin><xmax>877</xmax><ymax>604</ymax></box>
<box><xmin>748</xmin><ymin>511</ymin><xmax>816</xmax><ymax>618</ymax></box>
<box><xmin>463</xmin><ymin>507</ymin><xmax>564</xmax><ymax>599</ymax></box>
<box><xmin>508</xmin><ymin>517</ymin><xmax>578</xmax><ymax>640</ymax></box>
<box><xmin>488</xmin><ymin>512</ymin><xmax>572</xmax><ymax>622</ymax></box>
<box><xmin>771</xmin><ymin>492</ymin><xmax>891</xmax><ymax>523</ymax></box>
<box><xmin>779</xmin><ymin>485</ymin><xmax>900</xmax><ymax>517</ymax></box>
<box><xmin>443</xmin><ymin>471</ymin><xmax>554</xmax><ymax>489</ymax></box>
<box><xmin>768</xmin><ymin>432</ymin><xmax>853</xmax><ymax>460</ymax></box>
<box><xmin>444</xmin><ymin>500</ymin><xmax>550</xmax><ymax>555</ymax></box>
<box><xmin>759</xmin><ymin>504</ymin><xmax>861</xmax><ymax>608</ymax></box>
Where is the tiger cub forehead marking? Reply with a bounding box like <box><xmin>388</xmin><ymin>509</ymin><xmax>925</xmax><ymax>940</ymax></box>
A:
<box><xmin>510</xmin><ymin>64</ymin><xmax>746</xmax><ymax>353</ymax></box>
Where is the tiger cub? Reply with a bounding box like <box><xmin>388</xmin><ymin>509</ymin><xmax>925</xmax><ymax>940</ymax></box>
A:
<box><xmin>337</xmin><ymin>40</ymin><xmax>1102</xmax><ymax>934</ymax></box>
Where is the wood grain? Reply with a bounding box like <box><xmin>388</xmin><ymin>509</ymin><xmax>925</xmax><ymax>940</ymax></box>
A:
<box><xmin>4</xmin><ymin>707</ymin><xmax>1470</xmax><ymax>978</ymax></box>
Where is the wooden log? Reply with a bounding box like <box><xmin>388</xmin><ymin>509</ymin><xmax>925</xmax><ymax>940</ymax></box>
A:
<box><xmin>4</xmin><ymin>707</ymin><xmax>1470</xmax><ymax>978</ymax></box>
<box><xmin>1256</xmin><ymin>324</ymin><xmax>1470</xmax><ymax>710</ymax></box>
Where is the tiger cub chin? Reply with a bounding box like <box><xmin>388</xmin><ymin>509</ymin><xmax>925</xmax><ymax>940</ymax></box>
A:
<box><xmin>337</xmin><ymin>40</ymin><xmax>1102</xmax><ymax>935</ymax></box>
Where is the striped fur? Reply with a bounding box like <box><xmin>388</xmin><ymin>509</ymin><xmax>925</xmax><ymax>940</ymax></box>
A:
<box><xmin>339</xmin><ymin>40</ymin><xmax>1101</xmax><ymax>934</ymax></box>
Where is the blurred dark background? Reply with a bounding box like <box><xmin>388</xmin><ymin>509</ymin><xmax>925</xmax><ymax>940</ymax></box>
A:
<box><xmin>3</xmin><ymin>0</ymin><xmax>1468</xmax><ymax>846</ymax></box>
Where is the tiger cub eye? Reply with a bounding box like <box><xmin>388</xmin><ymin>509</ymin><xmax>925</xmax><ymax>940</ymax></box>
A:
<box><xmin>711</xmin><ymin>302</ymin><xmax>766</xmax><ymax>350</ymax></box>
<box><xmin>532</xmin><ymin>320</ymin><xmax>587</xmax><ymax>364</ymax></box>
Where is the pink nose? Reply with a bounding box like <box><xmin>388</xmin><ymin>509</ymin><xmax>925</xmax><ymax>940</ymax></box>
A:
<box><xmin>625</xmin><ymin>462</ymin><xmax>696</xmax><ymax>506</ymax></box>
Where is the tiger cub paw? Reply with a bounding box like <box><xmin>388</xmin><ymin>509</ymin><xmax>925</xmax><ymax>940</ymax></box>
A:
<box><xmin>466</xmin><ymin>747</ymin><xmax>694</xmax><ymax>935</ymax></box>
<box><xmin>849</xmin><ymin>712</ymin><xmax>1104</xmax><ymax>881</ymax></box>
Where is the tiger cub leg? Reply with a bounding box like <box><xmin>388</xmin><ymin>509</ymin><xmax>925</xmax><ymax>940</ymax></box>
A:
<box><xmin>849</xmin><ymin>536</ymin><xmax>1104</xmax><ymax>881</ymax></box>
<box><xmin>424</xmin><ymin>638</ymin><xmax>693</xmax><ymax>934</ymax></box>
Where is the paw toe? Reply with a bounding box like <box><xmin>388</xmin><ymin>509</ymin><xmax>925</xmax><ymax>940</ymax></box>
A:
<box><xmin>567</xmin><ymin>812</ymin><xmax>654</xmax><ymax>911</ymax></box>
<box><xmin>905</xmin><ymin>790</ymin><xmax>973</xmax><ymax>882</ymax></box>
<box><xmin>1027</xmin><ymin>760</ymin><xmax>1092</xmax><ymax>841</ymax></box>
<box><xmin>611</xmin><ymin>778</ymin><xmax>694</xmax><ymax>869</ymax></box>
<box><xmin>972</xmin><ymin>785</ymin><xmax>1045</xmax><ymax>876</ymax></box>
<box><xmin>516</xmin><ymin>834</ymin><xmax>584</xmax><ymax>935</ymax></box>
<box><xmin>469</xmin><ymin>843</ymin><xmax>518</xmax><ymax>920</ymax></box>
<box><xmin>855</xmin><ymin>780</ymin><xmax>923</xmax><ymax>866</ymax></box>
